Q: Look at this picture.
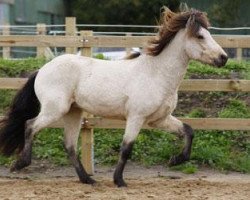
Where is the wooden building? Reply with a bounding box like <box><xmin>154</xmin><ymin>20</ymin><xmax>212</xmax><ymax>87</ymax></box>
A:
<box><xmin>0</xmin><ymin>0</ymin><xmax>67</xmax><ymax>25</ymax></box>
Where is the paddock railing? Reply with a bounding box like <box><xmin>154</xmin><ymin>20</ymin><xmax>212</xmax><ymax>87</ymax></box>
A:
<box><xmin>0</xmin><ymin>18</ymin><xmax>250</xmax><ymax>174</ymax></box>
<box><xmin>1</xmin><ymin>17</ymin><xmax>250</xmax><ymax>59</ymax></box>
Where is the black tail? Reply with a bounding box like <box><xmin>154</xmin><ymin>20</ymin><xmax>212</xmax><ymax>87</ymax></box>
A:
<box><xmin>0</xmin><ymin>72</ymin><xmax>40</xmax><ymax>156</ymax></box>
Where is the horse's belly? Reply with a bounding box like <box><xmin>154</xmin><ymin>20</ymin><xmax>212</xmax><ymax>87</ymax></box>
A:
<box><xmin>75</xmin><ymin>91</ymin><xmax>127</xmax><ymax>119</ymax></box>
<box><xmin>80</xmin><ymin>103</ymin><xmax>125</xmax><ymax>119</ymax></box>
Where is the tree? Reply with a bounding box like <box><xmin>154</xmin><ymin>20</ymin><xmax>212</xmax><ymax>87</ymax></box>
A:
<box><xmin>208</xmin><ymin>0</ymin><xmax>241</xmax><ymax>27</ymax></box>
<box><xmin>71</xmin><ymin>0</ymin><xmax>180</xmax><ymax>29</ymax></box>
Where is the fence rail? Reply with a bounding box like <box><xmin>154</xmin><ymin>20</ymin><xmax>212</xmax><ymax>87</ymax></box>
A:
<box><xmin>1</xmin><ymin>78</ymin><xmax>250</xmax><ymax>92</ymax></box>
<box><xmin>1</xmin><ymin>17</ymin><xmax>250</xmax><ymax>59</ymax></box>
<box><xmin>1</xmin><ymin>17</ymin><xmax>250</xmax><ymax>175</ymax></box>
<box><xmin>0</xmin><ymin>116</ymin><xmax>249</xmax><ymax>131</ymax></box>
<box><xmin>79</xmin><ymin>117</ymin><xmax>250</xmax><ymax>131</ymax></box>
<box><xmin>1</xmin><ymin>35</ymin><xmax>250</xmax><ymax>48</ymax></box>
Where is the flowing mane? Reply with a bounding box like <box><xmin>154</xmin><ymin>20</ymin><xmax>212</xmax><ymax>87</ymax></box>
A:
<box><xmin>147</xmin><ymin>8</ymin><xmax>210</xmax><ymax>56</ymax></box>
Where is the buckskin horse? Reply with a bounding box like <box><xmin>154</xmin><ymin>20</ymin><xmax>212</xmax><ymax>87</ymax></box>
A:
<box><xmin>0</xmin><ymin>8</ymin><xmax>227</xmax><ymax>187</ymax></box>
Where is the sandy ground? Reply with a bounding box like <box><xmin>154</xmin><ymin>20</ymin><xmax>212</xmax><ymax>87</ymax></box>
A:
<box><xmin>0</xmin><ymin>161</ymin><xmax>249</xmax><ymax>200</ymax></box>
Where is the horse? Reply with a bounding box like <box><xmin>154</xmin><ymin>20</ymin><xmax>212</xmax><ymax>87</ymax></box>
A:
<box><xmin>0</xmin><ymin>8</ymin><xmax>227</xmax><ymax>187</ymax></box>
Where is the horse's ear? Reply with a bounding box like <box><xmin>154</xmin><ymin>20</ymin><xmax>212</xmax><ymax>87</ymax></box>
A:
<box><xmin>179</xmin><ymin>2</ymin><xmax>189</xmax><ymax>12</ymax></box>
<box><xmin>186</xmin><ymin>11</ymin><xmax>204</xmax><ymax>36</ymax></box>
<box><xmin>162</xmin><ymin>6</ymin><xmax>176</xmax><ymax>22</ymax></box>
<box><xmin>186</xmin><ymin>13</ymin><xmax>196</xmax><ymax>30</ymax></box>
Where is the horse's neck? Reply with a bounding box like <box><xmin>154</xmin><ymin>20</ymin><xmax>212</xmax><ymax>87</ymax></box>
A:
<box><xmin>149</xmin><ymin>31</ymin><xmax>189</xmax><ymax>91</ymax></box>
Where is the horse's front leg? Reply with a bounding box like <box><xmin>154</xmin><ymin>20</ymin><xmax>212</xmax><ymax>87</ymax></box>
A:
<box><xmin>149</xmin><ymin>115</ymin><xmax>194</xmax><ymax>166</ymax></box>
<box><xmin>113</xmin><ymin>116</ymin><xmax>145</xmax><ymax>187</ymax></box>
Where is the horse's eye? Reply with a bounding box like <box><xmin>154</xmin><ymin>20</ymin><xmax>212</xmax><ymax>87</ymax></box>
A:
<box><xmin>197</xmin><ymin>35</ymin><xmax>204</xmax><ymax>40</ymax></box>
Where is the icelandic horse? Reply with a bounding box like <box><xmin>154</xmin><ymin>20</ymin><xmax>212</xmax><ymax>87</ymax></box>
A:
<box><xmin>0</xmin><ymin>8</ymin><xmax>227</xmax><ymax>187</ymax></box>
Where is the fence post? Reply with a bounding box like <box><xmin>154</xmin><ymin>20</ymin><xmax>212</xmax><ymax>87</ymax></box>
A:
<box><xmin>126</xmin><ymin>33</ymin><xmax>132</xmax><ymax>56</ymax></box>
<box><xmin>236</xmin><ymin>48</ymin><xmax>242</xmax><ymax>61</ymax></box>
<box><xmin>65</xmin><ymin>17</ymin><xmax>77</xmax><ymax>54</ymax></box>
<box><xmin>80</xmin><ymin>30</ymin><xmax>93</xmax><ymax>56</ymax></box>
<box><xmin>36</xmin><ymin>23</ymin><xmax>46</xmax><ymax>57</ymax></box>
<box><xmin>3</xmin><ymin>24</ymin><xmax>10</xmax><ymax>58</ymax></box>
<box><xmin>80</xmin><ymin>30</ymin><xmax>94</xmax><ymax>175</ymax></box>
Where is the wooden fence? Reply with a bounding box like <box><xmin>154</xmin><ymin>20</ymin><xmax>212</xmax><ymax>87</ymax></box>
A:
<box><xmin>1</xmin><ymin>17</ymin><xmax>250</xmax><ymax>59</ymax></box>
<box><xmin>0</xmin><ymin>17</ymin><xmax>250</xmax><ymax>174</ymax></box>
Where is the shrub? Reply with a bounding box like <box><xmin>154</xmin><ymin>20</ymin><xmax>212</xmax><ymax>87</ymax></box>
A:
<box><xmin>219</xmin><ymin>99</ymin><xmax>250</xmax><ymax>118</ymax></box>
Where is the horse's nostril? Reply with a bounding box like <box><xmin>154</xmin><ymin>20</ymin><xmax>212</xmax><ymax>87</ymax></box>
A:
<box><xmin>214</xmin><ymin>54</ymin><xmax>228</xmax><ymax>67</ymax></box>
<box><xmin>220</xmin><ymin>54</ymin><xmax>228</xmax><ymax>63</ymax></box>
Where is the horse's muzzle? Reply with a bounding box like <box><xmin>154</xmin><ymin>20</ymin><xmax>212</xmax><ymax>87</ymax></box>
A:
<box><xmin>214</xmin><ymin>54</ymin><xmax>228</xmax><ymax>67</ymax></box>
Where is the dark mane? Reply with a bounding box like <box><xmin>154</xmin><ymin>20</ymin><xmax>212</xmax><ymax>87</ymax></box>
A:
<box><xmin>147</xmin><ymin>8</ymin><xmax>210</xmax><ymax>56</ymax></box>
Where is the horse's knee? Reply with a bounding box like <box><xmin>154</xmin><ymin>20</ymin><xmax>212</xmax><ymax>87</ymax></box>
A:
<box><xmin>120</xmin><ymin>142</ymin><xmax>134</xmax><ymax>162</ymax></box>
<box><xmin>150</xmin><ymin>115</ymin><xmax>184</xmax><ymax>135</ymax></box>
<box><xmin>64</xmin><ymin>145</ymin><xmax>77</xmax><ymax>164</ymax></box>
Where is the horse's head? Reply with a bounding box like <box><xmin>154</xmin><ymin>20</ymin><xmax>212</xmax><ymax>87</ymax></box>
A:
<box><xmin>184</xmin><ymin>11</ymin><xmax>228</xmax><ymax>67</ymax></box>
<box><xmin>147</xmin><ymin>8</ymin><xmax>228</xmax><ymax>67</ymax></box>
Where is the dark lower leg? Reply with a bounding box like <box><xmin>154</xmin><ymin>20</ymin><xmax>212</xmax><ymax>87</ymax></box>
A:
<box><xmin>113</xmin><ymin>142</ymin><xmax>134</xmax><ymax>187</ymax></box>
<box><xmin>66</xmin><ymin>146</ymin><xmax>95</xmax><ymax>184</ymax></box>
<box><xmin>169</xmin><ymin>123</ymin><xmax>194</xmax><ymax>166</ymax></box>
<box><xmin>10</xmin><ymin>128</ymin><xmax>33</xmax><ymax>172</ymax></box>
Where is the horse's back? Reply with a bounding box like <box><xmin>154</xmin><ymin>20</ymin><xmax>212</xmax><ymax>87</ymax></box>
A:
<box><xmin>34</xmin><ymin>54</ymin><xmax>134</xmax><ymax>118</ymax></box>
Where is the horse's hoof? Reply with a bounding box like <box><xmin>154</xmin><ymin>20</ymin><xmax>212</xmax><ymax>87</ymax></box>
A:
<box><xmin>10</xmin><ymin>164</ymin><xmax>22</xmax><ymax>172</ymax></box>
<box><xmin>168</xmin><ymin>154</ymin><xmax>188</xmax><ymax>166</ymax></box>
<box><xmin>114</xmin><ymin>179</ymin><xmax>127</xmax><ymax>187</ymax></box>
<box><xmin>10</xmin><ymin>163</ymin><xmax>21</xmax><ymax>172</ymax></box>
<box><xmin>88</xmin><ymin>178</ymin><xmax>97</xmax><ymax>185</ymax></box>
<box><xmin>10</xmin><ymin>165</ymin><xmax>17</xmax><ymax>172</ymax></box>
<box><xmin>81</xmin><ymin>177</ymin><xmax>96</xmax><ymax>185</ymax></box>
<box><xmin>10</xmin><ymin>160</ymin><xmax>29</xmax><ymax>172</ymax></box>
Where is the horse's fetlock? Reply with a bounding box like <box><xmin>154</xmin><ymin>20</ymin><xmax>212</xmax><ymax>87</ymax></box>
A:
<box><xmin>168</xmin><ymin>153</ymin><xmax>189</xmax><ymax>166</ymax></box>
<box><xmin>10</xmin><ymin>158</ymin><xmax>31</xmax><ymax>172</ymax></box>
<box><xmin>80</xmin><ymin>177</ymin><xmax>96</xmax><ymax>185</ymax></box>
<box><xmin>114</xmin><ymin>177</ymin><xmax>127</xmax><ymax>187</ymax></box>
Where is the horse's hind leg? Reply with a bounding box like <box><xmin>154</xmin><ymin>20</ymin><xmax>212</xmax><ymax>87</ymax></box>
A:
<box><xmin>10</xmin><ymin>118</ymin><xmax>35</xmax><ymax>171</ymax></box>
<box><xmin>63</xmin><ymin>107</ymin><xmax>96</xmax><ymax>185</ymax></box>
<box><xmin>149</xmin><ymin>115</ymin><xmax>194</xmax><ymax>166</ymax></box>
<box><xmin>11</xmin><ymin>99</ymin><xmax>71</xmax><ymax>172</ymax></box>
